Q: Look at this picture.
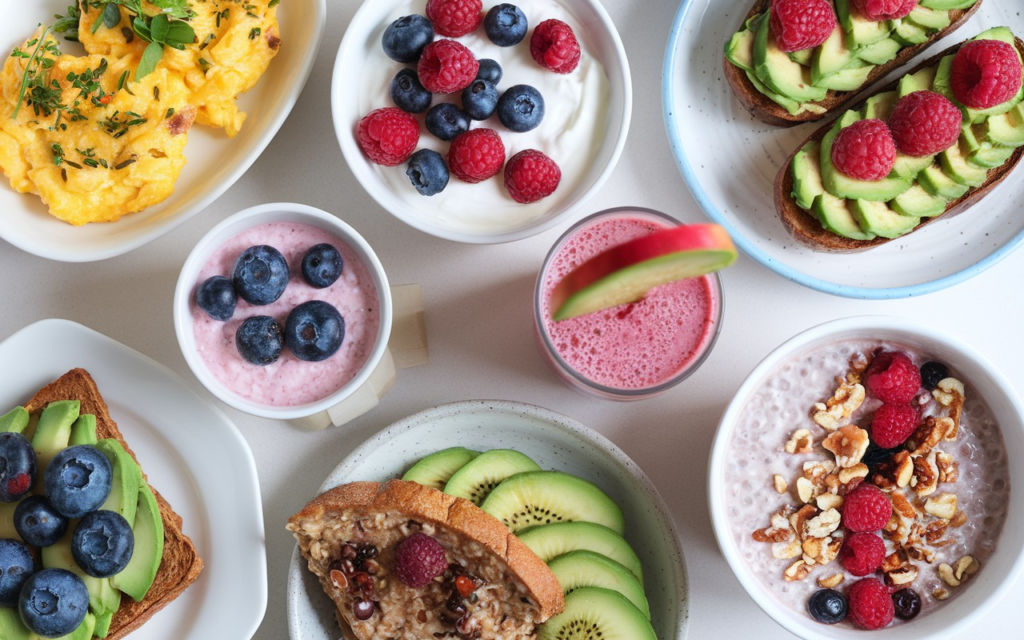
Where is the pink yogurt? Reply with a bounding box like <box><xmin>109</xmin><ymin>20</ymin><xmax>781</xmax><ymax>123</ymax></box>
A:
<box><xmin>191</xmin><ymin>222</ymin><xmax>381</xmax><ymax>407</ymax></box>
<box><xmin>534</xmin><ymin>209</ymin><xmax>722</xmax><ymax>399</ymax></box>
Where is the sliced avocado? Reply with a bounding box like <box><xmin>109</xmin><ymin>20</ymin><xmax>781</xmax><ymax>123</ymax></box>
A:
<box><xmin>41</xmin><ymin>531</ymin><xmax>122</xmax><ymax>619</ymax></box>
<box><xmin>906</xmin><ymin>6</ymin><xmax>951</xmax><ymax>31</ymax></box>
<box><xmin>816</xmin><ymin>62</ymin><xmax>875</xmax><ymax>92</ymax></box>
<box><xmin>31</xmin><ymin>400</ymin><xmax>80</xmax><ymax>493</ymax></box>
<box><xmin>753</xmin><ymin>13</ymin><xmax>828</xmax><ymax>103</ymax></box>
<box><xmin>858</xmin><ymin>38</ymin><xmax>901</xmax><ymax>65</ymax></box>
<box><xmin>891</xmin><ymin>184</ymin><xmax>948</xmax><ymax>217</ymax></box>
<box><xmin>919</xmin><ymin>0</ymin><xmax>978</xmax><ymax>9</ymax></box>
<box><xmin>813</xmin><ymin>192</ymin><xmax>877</xmax><ymax>240</ymax></box>
<box><xmin>933</xmin><ymin>54</ymin><xmax>954</xmax><ymax>98</ymax></box>
<box><xmin>862</xmin><ymin>91</ymin><xmax>898</xmax><ymax>121</ymax></box>
<box><xmin>744</xmin><ymin>70</ymin><xmax>802</xmax><ymax>114</ymax></box>
<box><xmin>69</xmin><ymin>414</ymin><xmax>98</xmax><ymax>446</ymax></box>
<box><xmin>940</xmin><ymin>141</ymin><xmax>989</xmax><ymax>186</ymax></box>
<box><xmin>821</xmin><ymin>112</ymin><xmax>912</xmax><ymax>201</ymax></box>
<box><xmin>0</xmin><ymin>406</ymin><xmax>29</xmax><ymax>433</ymax></box>
<box><xmin>920</xmin><ymin>163</ymin><xmax>971</xmax><ymax>199</ymax></box>
<box><xmin>892</xmin><ymin>153</ymin><xmax>935</xmax><ymax>181</ymax></box>
<box><xmin>812</xmin><ymin>25</ymin><xmax>857</xmax><ymax>85</ymax></box>
<box><xmin>892</xmin><ymin>19</ymin><xmax>930</xmax><ymax>46</ymax></box>
<box><xmin>974</xmin><ymin>26</ymin><xmax>1017</xmax><ymax>47</ymax></box>
<box><xmin>982</xmin><ymin>104</ymin><xmax>1024</xmax><ymax>147</ymax></box>
<box><xmin>836</xmin><ymin>0</ymin><xmax>892</xmax><ymax>48</ymax></box>
<box><xmin>792</xmin><ymin>140</ymin><xmax>826</xmax><ymax>210</ymax></box>
<box><xmin>968</xmin><ymin>141</ymin><xmax>1017</xmax><ymax>168</ymax></box>
<box><xmin>724</xmin><ymin>26</ymin><xmax>756</xmax><ymax>72</ymax></box>
<box><xmin>898</xmin><ymin>65</ymin><xmax>937</xmax><ymax>98</ymax></box>
<box><xmin>49</xmin><ymin>612</ymin><xmax>96</xmax><ymax>640</ymax></box>
<box><xmin>960</xmin><ymin>122</ymin><xmax>982</xmax><ymax>153</ymax></box>
<box><xmin>852</xmin><ymin>199</ymin><xmax>921</xmax><ymax>238</ymax></box>
<box><xmin>0</xmin><ymin>500</ymin><xmax>20</xmax><ymax>539</ymax></box>
<box><xmin>93</xmin><ymin>610</ymin><xmax>115</xmax><ymax>638</ymax></box>
<box><xmin>95</xmin><ymin>439</ymin><xmax>142</xmax><ymax>526</ymax></box>
<box><xmin>111</xmin><ymin>482</ymin><xmax>164</xmax><ymax>603</ymax></box>
<box><xmin>0</xmin><ymin>608</ymin><xmax>32</xmax><ymax>640</ymax></box>
<box><xmin>789</xmin><ymin>48</ymin><xmax>813</xmax><ymax>67</ymax></box>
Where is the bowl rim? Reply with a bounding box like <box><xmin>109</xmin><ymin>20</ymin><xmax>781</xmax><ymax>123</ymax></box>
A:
<box><xmin>660</xmin><ymin>0</ymin><xmax>1024</xmax><ymax>300</ymax></box>
<box><xmin>331</xmin><ymin>0</ymin><xmax>633</xmax><ymax>244</ymax></box>
<box><xmin>707</xmin><ymin>315</ymin><xmax>1024</xmax><ymax>639</ymax></box>
<box><xmin>172</xmin><ymin>202</ymin><xmax>393</xmax><ymax>420</ymax></box>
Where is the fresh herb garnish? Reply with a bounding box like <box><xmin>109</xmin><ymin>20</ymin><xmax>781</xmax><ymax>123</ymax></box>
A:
<box><xmin>249</xmin><ymin>27</ymin><xmax>261</xmax><ymax>41</ymax></box>
<box><xmin>51</xmin><ymin>142</ymin><xmax>65</xmax><ymax>166</ymax></box>
<box><xmin>99</xmin><ymin>110</ymin><xmax>148</xmax><ymax>138</ymax></box>
<box><xmin>11</xmin><ymin>29</ymin><xmax>65</xmax><ymax>121</ymax></box>
<box><xmin>269</xmin><ymin>0</ymin><xmax>281</xmax><ymax>7</ymax></box>
<box><xmin>86</xmin><ymin>1</ymin><xmax>196</xmax><ymax>80</ymax></box>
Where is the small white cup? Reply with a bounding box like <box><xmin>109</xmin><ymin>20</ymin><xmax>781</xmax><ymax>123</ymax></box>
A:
<box><xmin>173</xmin><ymin>203</ymin><xmax>426</xmax><ymax>429</ymax></box>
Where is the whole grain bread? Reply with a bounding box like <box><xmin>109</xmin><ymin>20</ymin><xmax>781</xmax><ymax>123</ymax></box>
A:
<box><xmin>724</xmin><ymin>0</ymin><xmax>984</xmax><ymax>127</ymax></box>
<box><xmin>774</xmin><ymin>36</ymin><xmax>1024</xmax><ymax>252</ymax></box>
<box><xmin>23</xmin><ymin>369</ymin><xmax>203</xmax><ymax>640</ymax></box>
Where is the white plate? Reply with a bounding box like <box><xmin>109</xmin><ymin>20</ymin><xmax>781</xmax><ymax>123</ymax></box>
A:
<box><xmin>0</xmin><ymin>0</ymin><xmax>325</xmax><ymax>262</ymax></box>
<box><xmin>0</xmin><ymin>319</ymin><xmax>267</xmax><ymax>639</ymax></box>
<box><xmin>286</xmin><ymin>400</ymin><xmax>689</xmax><ymax>640</ymax></box>
<box><xmin>662</xmin><ymin>1</ymin><xmax>1024</xmax><ymax>299</ymax></box>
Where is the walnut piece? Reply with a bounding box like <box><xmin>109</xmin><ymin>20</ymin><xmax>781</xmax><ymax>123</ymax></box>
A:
<box><xmin>822</xmin><ymin>425</ymin><xmax>870</xmax><ymax>468</ymax></box>
<box><xmin>753</xmin><ymin>509</ymin><xmax>795</xmax><ymax>543</ymax></box>
<box><xmin>938</xmin><ymin>563</ymin><xmax>960</xmax><ymax>587</ymax></box>
<box><xmin>785</xmin><ymin>429</ymin><xmax>814</xmax><ymax>454</ymax></box>
<box><xmin>773</xmin><ymin>475</ymin><xmax>788</xmax><ymax>494</ymax></box>
<box><xmin>886</xmin><ymin>564</ymin><xmax>919</xmax><ymax>586</ymax></box>
<box><xmin>790</xmin><ymin>504</ymin><xmax>818</xmax><ymax>539</ymax></box>
<box><xmin>894</xmin><ymin>451</ymin><xmax>914</xmax><ymax>488</ymax></box>
<box><xmin>955</xmin><ymin>556</ymin><xmax>979</xmax><ymax>581</ymax></box>
<box><xmin>933</xmin><ymin>587</ymin><xmax>950</xmax><ymax>601</ymax></box>
<box><xmin>891</xmin><ymin>491</ymin><xmax>917</xmax><ymax>519</ymax></box>
<box><xmin>924</xmin><ymin>493</ymin><xmax>958</xmax><ymax>520</ymax></box>
<box><xmin>838</xmin><ymin>463</ymin><xmax>869</xmax><ymax>484</ymax></box>
<box><xmin>796</xmin><ymin>477</ymin><xmax>817</xmax><ymax>504</ymax></box>
<box><xmin>816</xmin><ymin>493</ymin><xmax>843</xmax><ymax>511</ymax></box>
<box><xmin>818</xmin><ymin>573</ymin><xmax>844</xmax><ymax>589</ymax></box>
<box><xmin>936</xmin><ymin>451</ymin><xmax>959</xmax><ymax>484</ymax></box>
<box><xmin>772</xmin><ymin>539</ymin><xmax>801</xmax><ymax>559</ymax></box>
<box><xmin>908</xmin><ymin>417</ymin><xmax>954</xmax><ymax>456</ymax></box>
<box><xmin>912</xmin><ymin>453</ymin><xmax>939</xmax><ymax>498</ymax></box>
<box><xmin>812</xmin><ymin>383</ymin><xmax>866</xmax><ymax>431</ymax></box>
<box><xmin>933</xmin><ymin>378</ymin><xmax>965</xmax><ymax>440</ymax></box>
<box><xmin>805</xmin><ymin>509</ymin><xmax>841</xmax><ymax>539</ymax></box>
<box><xmin>950</xmin><ymin>510</ymin><xmax>967</xmax><ymax>528</ymax></box>
<box><xmin>783</xmin><ymin>560</ymin><xmax>812</xmax><ymax>582</ymax></box>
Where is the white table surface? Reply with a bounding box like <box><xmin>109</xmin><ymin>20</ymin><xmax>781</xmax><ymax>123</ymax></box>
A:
<box><xmin>1</xmin><ymin>1</ymin><xmax>1021</xmax><ymax>638</ymax></box>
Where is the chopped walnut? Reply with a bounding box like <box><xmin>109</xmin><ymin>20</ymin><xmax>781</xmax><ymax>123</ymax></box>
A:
<box><xmin>933</xmin><ymin>379</ymin><xmax>965</xmax><ymax>440</ymax></box>
<box><xmin>822</xmin><ymin>425</ymin><xmax>870</xmax><ymax>468</ymax></box>
<box><xmin>924</xmin><ymin>493</ymin><xmax>958</xmax><ymax>520</ymax></box>
<box><xmin>753</xmin><ymin>509</ymin><xmax>795</xmax><ymax>543</ymax></box>
<box><xmin>818</xmin><ymin>573</ymin><xmax>844</xmax><ymax>589</ymax></box>
<box><xmin>886</xmin><ymin>564</ymin><xmax>919</xmax><ymax>586</ymax></box>
<box><xmin>790</xmin><ymin>504</ymin><xmax>819</xmax><ymax>540</ymax></box>
<box><xmin>816</xmin><ymin>493</ymin><xmax>843</xmax><ymax>511</ymax></box>
<box><xmin>783</xmin><ymin>560</ymin><xmax>812</xmax><ymax>582</ymax></box>
<box><xmin>912</xmin><ymin>453</ymin><xmax>939</xmax><ymax>498</ymax></box>
<box><xmin>936</xmin><ymin>451</ymin><xmax>959</xmax><ymax>484</ymax></box>
<box><xmin>812</xmin><ymin>383</ymin><xmax>866</xmax><ymax>431</ymax></box>
<box><xmin>796</xmin><ymin>477</ymin><xmax>817</xmax><ymax>504</ymax></box>
<box><xmin>938</xmin><ymin>563</ymin><xmax>960</xmax><ymax>587</ymax></box>
<box><xmin>882</xmin><ymin>548</ymin><xmax>910</xmax><ymax>573</ymax></box>
<box><xmin>933</xmin><ymin>587</ymin><xmax>950</xmax><ymax>601</ymax></box>
<box><xmin>805</xmin><ymin>509</ymin><xmax>841</xmax><ymax>539</ymax></box>
<box><xmin>785</xmin><ymin>429</ymin><xmax>814</xmax><ymax>454</ymax></box>
<box><xmin>907</xmin><ymin>546</ymin><xmax>936</xmax><ymax>564</ymax></box>
<box><xmin>955</xmin><ymin>556</ymin><xmax>979</xmax><ymax>581</ymax></box>
<box><xmin>773</xmin><ymin>475</ymin><xmax>788</xmax><ymax>494</ymax></box>
<box><xmin>772</xmin><ymin>539</ymin><xmax>802</xmax><ymax>559</ymax></box>
<box><xmin>924</xmin><ymin>520</ymin><xmax>948</xmax><ymax>544</ymax></box>
<box><xmin>891</xmin><ymin>491</ymin><xmax>917</xmax><ymax>519</ymax></box>
<box><xmin>803</xmin><ymin>460</ymin><xmax>837</xmax><ymax>481</ymax></box>
<box><xmin>907</xmin><ymin>417</ymin><xmax>954</xmax><ymax>456</ymax></box>
<box><xmin>849</xmin><ymin>352</ymin><xmax>870</xmax><ymax>374</ymax></box>
<box><xmin>950</xmin><ymin>510</ymin><xmax>967</xmax><ymax>528</ymax></box>
<box><xmin>894</xmin><ymin>451</ymin><xmax>914</xmax><ymax>488</ymax></box>
<box><xmin>823</xmin><ymin>474</ymin><xmax>841</xmax><ymax>494</ymax></box>
<box><xmin>838</xmin><ymin>463</ymin><xmax>869</xmax><ymax>484</ymax></box>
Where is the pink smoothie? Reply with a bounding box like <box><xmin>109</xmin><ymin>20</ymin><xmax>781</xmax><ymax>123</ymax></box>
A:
<box><xmin>538</xmin><ymin>212</ymin><xmax>719</xmax><ymax>391</ymax></box>
<box><xmin>191</xmin><ymin>222</ymin><xmax>381</xmax><ymax>407</ymax></box>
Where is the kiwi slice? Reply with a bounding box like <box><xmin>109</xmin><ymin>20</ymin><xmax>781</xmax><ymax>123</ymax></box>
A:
<box><xmin>402</xmin><ymin>447</ymin><xmax>480</xmax><ymax>490</ymax></box>
<box><xmin>548</xmin><ymin>551</ymin><xmax>650</xmax><ymax>620</ymax></box>
<box><xmin>443</xmin><ymin>449</ymin><xmax>541</xmax><ymax>505</ymax></box>
<box><xmin>517</xmin><ymin>522</ymin><xmax>643</xmax><ymax>583</ymax></box>
<box><xmin>480</xmin><ymin>471</ymin><xmax>625</xmax><ymax>534</ymax></box>
<box><xmin>538</xmin><ymin>587</ymin><xmax>657</xmax><ymax>640</ymax></box>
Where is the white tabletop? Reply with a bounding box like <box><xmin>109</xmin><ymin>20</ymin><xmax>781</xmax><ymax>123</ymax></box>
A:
<box><xmin>0</xmin><ymin>1</ymin><xmax>1021</xmax><ymax>638</ymax></box>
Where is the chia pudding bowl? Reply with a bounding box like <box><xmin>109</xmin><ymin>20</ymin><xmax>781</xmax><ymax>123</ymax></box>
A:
<box><xmin>709</xmin><ymin>317</ymin><xmax>1024</xmax><ymax>639</ymax></box>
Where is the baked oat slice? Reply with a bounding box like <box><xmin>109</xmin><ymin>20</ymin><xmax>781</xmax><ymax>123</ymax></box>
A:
<box><xmin>288</xmin><ymin>479</ymin><xmax>565</xmax><ymax>639</ymax></box>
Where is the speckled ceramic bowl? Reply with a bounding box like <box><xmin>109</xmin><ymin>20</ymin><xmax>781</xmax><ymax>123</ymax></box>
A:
<box><xmin>285</xmin><ymin>400</ymin><xmax>689</xmax><ymax>639</ymax></box>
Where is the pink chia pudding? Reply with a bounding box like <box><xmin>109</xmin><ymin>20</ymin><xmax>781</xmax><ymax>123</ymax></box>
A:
<box><xmin>191</xmin><ymin>222</ymin><xmax>381</xmax><ymax>407</ymax></box>
<box><xmin>726</xmin><ymin>340</ymin><xmax>1010</xmax><ymax>629</ymax></box>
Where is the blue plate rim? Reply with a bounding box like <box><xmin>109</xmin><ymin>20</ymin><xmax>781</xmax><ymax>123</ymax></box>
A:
<box><xmin>660</xmin><ymin>0</ymin><xmax>1024</xmax><ymax>300</ymax></box>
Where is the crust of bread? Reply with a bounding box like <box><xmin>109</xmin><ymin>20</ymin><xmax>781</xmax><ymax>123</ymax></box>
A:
<box><xmin>774</xmin><ymin>36</ymin><xmax>1024</xmax><ymax>252</ymax></box>
<box><xmin>723</xmin><ymin>0</ymin><xmax>984</xmax><ymax>127</ymax></box>
<box><xmin>290</xmin><ymin>479</ymin><xmax>565</xmax><ymax>620</ymax></box>
<box><xmin>23</xmin><ymin>369</ymin><xmax>203</xmax><ymax>640</ymax></box>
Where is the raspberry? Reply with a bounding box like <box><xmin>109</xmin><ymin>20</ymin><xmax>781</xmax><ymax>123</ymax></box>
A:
<box><xmin>356</xmin><ymin>108</ymin><xmax>419</xmax><ymax>167</ymax></box>
<box><xmin>448</xmin><ymin>128</ymin><xmax>505</xmax><ymax>183</ymax></box>
<box><xmin>831</xmin><ymin>119</ymin><xmax>897</xmax><ymax>181</ymax></box>
<box><xmin>852</xmin><ymin>0</ymin><xmax>918</xmax><ymax>22</ymax></box>
<box><xmin>769</xmin><ymin>0</ymin><xmax>837</xmax><ymax>53</ymax></box>
<box><xmin>888</xmin><ymin>91</ymin><xmax>963</xmax><ymax>157</ymax></box>
<box><xmin>426</xmin><ymin>0</ymin><xmax>483</xmax><ymax>38</ymax></box>
<box><xmin>842</xmin><ymin>484</ymin><xmax>893</xmax><ymax>533</ymax></box>
<box><xmin>847</xmin><ymin>578</ymin><xmax>895</xmax><ymax>630</ymax></box>
<box><xmin>394</xmin><ymin>533</ymin><xmax>448</xmax><ymax>588</ymax></box>
<box><xmin>865</xmin><ymin>351</ymin><xmax>921</xmax><ymax>404</ymax></box>
<box><xmin>418</xmin><ymin>40</ymin><xmax>479</xmax><ymax>94</ymax></box>
<box><xmin>504</xmin><ymin>150</ymin><xmax>561</xmax><ymax>203</ymax></box>
<box><xmin>530</xmin><ymin>19</ymin><xmax>581</xmax><ymax>74</ymax></box>
<box><xmin>871</xmin><ymin>403</ymin><xmax>919</xmax><ymax>448</ymax></box>
<box><xmin>839</xmin><ymin>532</ymin><xmax>886</xmax><ymax>576</ymax></box>
<box><xmin>951</xmin><ymin>39</ymin><xmax>1024</xmax><ymax>110</ymax></box>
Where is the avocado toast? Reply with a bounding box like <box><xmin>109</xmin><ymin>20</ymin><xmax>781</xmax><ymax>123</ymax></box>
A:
<box><xmin>723</xmin><ymin>0</ymin><xmax>984</xmax><ymax>127</ymax></box>
<box><xmin>775</xmin><ymin>28</ymin><xmax>1024</xmax><ymax>252</ymax></box>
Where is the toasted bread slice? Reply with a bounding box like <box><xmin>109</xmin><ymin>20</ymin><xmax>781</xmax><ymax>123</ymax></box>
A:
<box><xmin>775</xmin><ymin>37</ymin><xmax>1024</xmax><ymax>252</ymax></box>
<box><xmin>289</xmin><ymin>479</ymin><xmax>564</xmax><ymax>640</ymax></box>
<box><xmin>724</xmin><ymin>0</ymin><xmax>983</xmax><ymax>127</ymax></box>
<box><xmin>23</xmin><ymin>369</ymin><xmax>203</xmax><ymax>640</ymax></box>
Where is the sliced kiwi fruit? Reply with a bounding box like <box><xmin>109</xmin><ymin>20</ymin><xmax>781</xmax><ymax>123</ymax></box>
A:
<box><xmin>537</xmin><ymin>587</ymin><xmax>657</xmax><ymax>640</ymax></box>
<box><xmin>480</xmin><ymin>471</ymin><xmax>625</xmax><ymax>534</ymax></box>
<box><xmin>548</xmin><ymin>551</ymin><xmax>650</xmax><ymax>620</ymax></box>
<box><xmin>443</xmin><ymin>449</ymin><xmax>541</xmax><ymax>505</ymax></box>
<box><xmin>402</xmin><ymin>447</ymin><xmax>480</xmax><ymax>490</ymax></box>
<box><xmin>517</xmin><ymin>521</ymin><xmax>643</xmax><ymax>583</ymax></box>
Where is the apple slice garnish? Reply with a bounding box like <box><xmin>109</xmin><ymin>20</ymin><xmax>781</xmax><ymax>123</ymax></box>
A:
<box><xmin>550</xmin><ymin>223</ymin><xmax>737</xmax><ymax>321</ymax></box>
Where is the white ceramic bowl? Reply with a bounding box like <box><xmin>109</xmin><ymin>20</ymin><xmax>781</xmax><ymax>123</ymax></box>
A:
<box><xmin>173</xmin><ymin>203</ymin><xmax>393</xmax><ymax>422</ymax></box>
<box><xmin>332</xmin><ymin>0</ymin><xmax>631</xmax><ymax>243</ymax></box>
<box><xmin>286</xmin><ymin>400</ymin><xmax>689</xmax><ymax>639</ymax></box>
<box><xmin>0</xmin><ymin>0</ymin><xmax>325</xmax><ymax>262</ymax></box>
<box><xmin>709</xmin><ymin>316</ymin><xmax>1024</xmax><ymax>639</ymax></box>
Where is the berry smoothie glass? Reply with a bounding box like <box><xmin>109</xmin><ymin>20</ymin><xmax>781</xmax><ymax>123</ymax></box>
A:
<box><xmin>533</xmin><ymin>208</ymin><xmax>724</xmax><ymax>401</ymax></box>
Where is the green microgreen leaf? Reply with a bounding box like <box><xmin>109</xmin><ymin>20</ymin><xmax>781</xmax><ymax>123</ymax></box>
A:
<box><xmin>165</xmin><ymin>20</ymin><xmax>196</xmax><ymax>49</ymax></box>
<box><xmin>136</xmin><ymin>41</ymin><xmax>162</xmax><ymax>80</ymax></box>
<box><xmin>103</xmin><ymin>3</ymin><xmax>121</xmax><ymax>28</ymax></box>
<box><xmin>149</xmin><ymin>14</ymin><xmax>170</xmax><ymax>44</ymax></box>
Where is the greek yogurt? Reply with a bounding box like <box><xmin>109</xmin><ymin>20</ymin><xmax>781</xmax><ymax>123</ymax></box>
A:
<box><xmin>358</xmin><ymin>0</ymin><xmax>611</xmax><ymax>234</ymax></box>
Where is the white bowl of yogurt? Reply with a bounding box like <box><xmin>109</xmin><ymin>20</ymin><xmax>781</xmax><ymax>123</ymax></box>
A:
<box><xmin>709</xmin><ymin>316</ymin><xmax>1024</xmax><ymax>639</ymax></box>
<box><xmin>174</xmin><ymin>203</ymin><xmax>399</xmax><ymax>428</ymax></box>
<box><xmin>333</xmin><ymin>0</ymin><xmax>631</xmax><ymax>243</ymax></box>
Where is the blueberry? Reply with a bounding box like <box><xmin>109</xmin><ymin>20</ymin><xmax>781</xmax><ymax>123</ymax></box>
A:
<box><xmin>19</xmin><ymin>568</ymin><xmax>89</xmax><ymax>637</ymax></box>
<box><xmin>892</xmin><ymin>588</ymin><xmax>921</xmax><ymax>620</ymax></box>
<box><xmin>235</xmin><ymin>316</ymin><xmax>284</xmax><ymax>366</ymax></box>
<box><xmin>406</xmin><ymin>149</ymin><xmax>450</xmax><ymax>196</ymax></box>
<box><xmin>0</xmin><ymin>432</ymin><xmax>36</xmax><ymax>503</ymax></box>
<box><xmin>285</xmin><ymin>300</ymin><xmax>345</xmax><ymax>362</ymax></box>
<box><xmin>497</xmin><ymin>85</ymin><xmax>545</xmax><ymax>132</ymax></box>
<box><xmin>808</xmin><ymin>589</ymin><xmax>847</xmax><ymax>625</ymax></box>
<box><xmin>461</xmin><ymin>79</ymin><xmax>499</xmax><ymax>120</ymax></box>
<box><xmin>484</xmin><ymin>4</ymin><xmax>528</xmax><ymax>47</ymax></box>
<box><xmin>0</xmin><ymin>539</ymin><xmax>34</xmax><ymax>607</ymax></box>
<box><xmin>302</xmin><ymin>244</ymin><xmax>344</xmax><ymax>288</ymax></box>
<box><xmin>14</xmin><ymin>496</ymin><xmax>68</xmax><ymax>548</ymax></box>
<box><xmin>72</xmin><ymin>511</ymin><xmax>135</xmax><ymax>578</ymax></box>
<box><xmin>232</xmin><ymin>245</ymin><xmax>289</xmax><ymax>306</ymax></box>
<box><xmin>476</xmin><ymin>58</ymin><xmax>503</xmax><ymax>84</ymax></box>
<box><xmin>196</xmin><ymin>275</ymin><xmax>237</xmax><ymax>321</ymax></box>
<box><xmin>382</xmin><ymin>15</ymin><xmax>434</xmax><ymax>63</ymax></box>
<box><xmin>44</xmin><ymin>445</ymin><xmax>112</xmax><ymax>519</ymax></box>
<box><xmin>390</xmin><ymin>68</ymin><xmax>432</xmax><ymax>114</ymax></box>
<box><xmin>920</xmin><ymin>361</ymin><xmax>949</xmax><ymax>390</ymax></box>
<box><xmin>862</xmin><ymin>443</ymin><xmax>901</xmax><ymax>468</ymax></box>
<box><xmin>425</xmin><ymin>103</ymin><xmax>471</xmax><ymax>141</ymax></box>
